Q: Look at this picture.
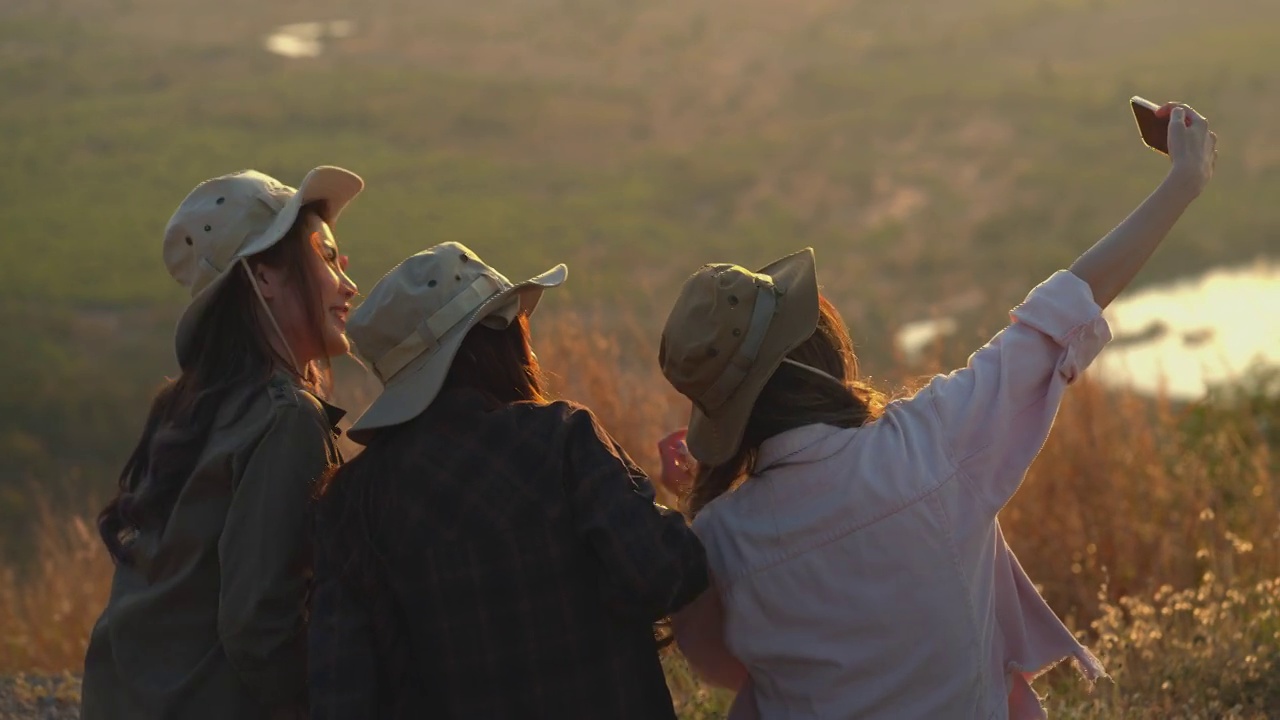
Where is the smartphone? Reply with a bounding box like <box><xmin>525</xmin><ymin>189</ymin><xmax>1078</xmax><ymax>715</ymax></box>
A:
<box><xmin>1130</xmin><ymin>96</ymin><xmax>1169</xmax><ymax>154</ymax></box>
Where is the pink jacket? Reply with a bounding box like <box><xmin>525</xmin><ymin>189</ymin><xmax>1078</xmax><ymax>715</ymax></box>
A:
<box><xmin>679</xmin><ymin>271</ymin><xmax>1111</xmax><ymax>719</ymax></box>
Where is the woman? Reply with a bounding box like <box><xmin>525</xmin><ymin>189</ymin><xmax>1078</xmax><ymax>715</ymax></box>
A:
<box><xmin>660</xmin><ymin>104</ymin><xmax>1217</xmax><ymax>718</ymax></box>
<box><xmin>83</xmin><ymin>166</ymin><xmax>363</xmax><ymax>720</ymax></box>
<box><xmin>308</xmin><ymin>242</ymin><xmax>709</xmax><ymax>719</ymax></box>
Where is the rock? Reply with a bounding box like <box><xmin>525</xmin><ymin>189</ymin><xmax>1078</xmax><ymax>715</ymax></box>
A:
<box><xmin>0</xmin><ymin>674</ymin><xmax>80</xmax><ymax>720</ymax></box>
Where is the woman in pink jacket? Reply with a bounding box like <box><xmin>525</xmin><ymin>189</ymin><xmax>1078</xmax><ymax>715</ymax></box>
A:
<box><xmin>658</xmin><ymin>103</ymin><xmax>1216</xmax><ymax>718</ymax></box>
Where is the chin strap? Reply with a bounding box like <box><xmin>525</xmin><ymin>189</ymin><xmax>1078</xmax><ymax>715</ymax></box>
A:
<box><xmin>781</xmin><ymin>357</ymin><xmax>844</xmax><ymax>385</ymax></box>
<box><xmin>240</xmin><ymin>258</ymin><xmax>302</xmax><ymax>374</ymax></box>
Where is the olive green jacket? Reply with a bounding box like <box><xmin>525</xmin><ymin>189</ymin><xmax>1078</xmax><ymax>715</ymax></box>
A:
<box><xmin>82</xmin><ymin>373</ymin><xmax>344</xmax><ymax>720</ymax></box>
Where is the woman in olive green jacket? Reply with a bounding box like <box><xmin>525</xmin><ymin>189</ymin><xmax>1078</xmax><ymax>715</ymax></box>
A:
<box><xmin>82</xmin><ymin>166</ymin><xmax>364</xmax><ymax>720</ymax></box>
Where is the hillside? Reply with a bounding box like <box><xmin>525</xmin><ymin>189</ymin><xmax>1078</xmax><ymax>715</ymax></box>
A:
<box><xmin>2</xmin><ymin>0</ymin><xmax>1279</xmax><ymax>531</ymax></box>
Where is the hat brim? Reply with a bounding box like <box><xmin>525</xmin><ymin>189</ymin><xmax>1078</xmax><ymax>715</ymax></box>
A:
<box><xmin>174</xmin><ymin>166</ymin><xmax>364</xmax><ymax>368</ymax></box>
<box><xmin>684</xmin><ymin>248</ymin><xmax>819</xmax><ymax>466</ymax></box>
<box><xmin>346</xmin><ymin>263</ymin><xmax>568</xmax><ymax>445</ymax></box>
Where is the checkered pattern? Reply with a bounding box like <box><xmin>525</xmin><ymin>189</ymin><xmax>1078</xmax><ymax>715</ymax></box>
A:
<box><xmin>309</xmin><ymin>389</ymin><xmax>709</xmax><ymax>718</ymax></box>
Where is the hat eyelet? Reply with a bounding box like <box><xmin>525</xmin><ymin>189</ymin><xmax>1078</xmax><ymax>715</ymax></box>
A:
<box><xmin>203</xmin><ymin>224</ymin><xmax>212</xmax><ymax>232</ymax></box>
<box><xmin>185</xmin><ymin>236</ymin><xmax>193</xmax><ymax>246</ymax></box>
<box><xmin>728</xmin><ymin>295</ymin><xmax>739</xmax><ymax>307</ymax></box>
<box><xmin>460</xmin><ymin>253</ymin><xmax>469</xmax><ymax>263</ymax></box>
<box><xmin>732</xmin><ymin>328</ymin><xmax>742</xmax><ymax>337</ymax></box>
<box><xmin>216</xmin><ymin>197</ymin><xmax>225</xmax><ymax>205</ymax></box>
<box><xmin>455</xmin><ymin>275</ymin><xmax>462</xmax><ymax>281</ymax></box>
<box><xmin>428</xmin><ymin>279</ymin><xmax>437</xmax><ymax>288</ymax></box>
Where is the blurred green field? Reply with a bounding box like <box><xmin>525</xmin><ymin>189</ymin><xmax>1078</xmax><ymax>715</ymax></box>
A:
<box><xmin>3</xmin><ymin>0</ymin><xmax>1280</xmax><ymax>528</ymax></box>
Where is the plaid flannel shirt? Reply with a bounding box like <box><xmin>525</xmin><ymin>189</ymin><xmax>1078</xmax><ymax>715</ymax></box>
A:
<box><xmin>309</xmin><ymin>389</ymin><xmax>709</xmax><ymax>719</ymax></box>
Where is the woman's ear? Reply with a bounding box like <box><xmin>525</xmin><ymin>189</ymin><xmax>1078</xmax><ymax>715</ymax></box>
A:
<box><xmin>251</xmin><ymin>263</ymin><xmax>287</xmax><ymax>302</ymax></box>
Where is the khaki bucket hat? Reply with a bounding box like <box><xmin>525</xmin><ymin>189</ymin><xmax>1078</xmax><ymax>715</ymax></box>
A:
<box><xmin>163</xmin><ymin>166</ymin><xmax>364</xmax><ymax>368</ymax></box>
<box><xmin>659</xmin><ymin>248</ymin><xmax>820</xmax><ymax>466</ymax></box>
<box><xmin>345</xmin><ymin>242</ymin><xmax>567</xmax><ymax>444</ymax></box>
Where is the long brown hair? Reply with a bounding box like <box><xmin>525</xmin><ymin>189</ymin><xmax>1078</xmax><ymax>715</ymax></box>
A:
<box><xmin>687</xmin><ymin>295</ymin><xmax>887</xmax><ymax>518</ymax></box>
<box><xmin>98</xmin><ymin>204</ymin><xmax>332</xmax><ymax>564</ymax></box>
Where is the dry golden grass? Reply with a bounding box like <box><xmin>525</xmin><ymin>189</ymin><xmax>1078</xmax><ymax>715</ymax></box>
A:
<box><xmin>2</xmin><ymin>309</ymin><xmax>1277</xmax><ymax>717</ymax></box>
<box><xmin>0</xmin><ymin>497</ymin><xmax>110</xmax><ymax>674</ymax></box>
<box><xmin>1052</xmin><ymin>576</ymin><xmax>1280</xmax><ymax>718</ymax></box>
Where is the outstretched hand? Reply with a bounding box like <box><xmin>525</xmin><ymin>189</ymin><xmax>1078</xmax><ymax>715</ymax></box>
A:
<box><xmin>1067</xmin><ymin>100</ymin><xmax>1218</xmax><ymax>310</ymax></box>
<box><xmin>1155</xmin><ymin>102</ymin><xmax>1217</xmax><ymax>198</ymax></box>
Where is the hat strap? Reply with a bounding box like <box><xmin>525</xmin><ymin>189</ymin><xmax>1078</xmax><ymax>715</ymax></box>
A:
<box><xmin>699</xmin><ymin>283</ymin><xmax>777</xmax><ymax>411</ymax></box>
<box><xmin>372</xmin><ymin>274</ymin><xmax>504</xmax><ymax>382</ymax></box>
<box><xmin>240</xmin><ymin>258</ymin><xmax>302</xmax><ymax>373</ymax></box>
<box><xmin>780</xmin><ymin>357</ymin><xmax>844</xmax><ymax>385</ymax></box>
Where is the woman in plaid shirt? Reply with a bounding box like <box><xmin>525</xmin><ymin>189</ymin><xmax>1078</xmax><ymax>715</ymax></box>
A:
<box><xmin>310</xmin><ymin>243</ymin><xmax>709</xmax><ymax>719</ymax></box>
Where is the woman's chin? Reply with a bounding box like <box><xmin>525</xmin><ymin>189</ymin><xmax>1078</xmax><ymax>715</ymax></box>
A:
<box><xmin>323</xmin><ymin>333</ymin><xmax>352</xmax><ymax>358</ymax></box>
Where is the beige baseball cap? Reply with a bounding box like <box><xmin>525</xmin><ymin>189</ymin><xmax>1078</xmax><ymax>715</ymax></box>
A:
<box><xmin>163</xmin><ymin>166</ymin><xmax>364</xmax><ymax>368</ymax></box>
<box><xmin>345</xmin><ymin>242</ymin><xmax>567</xmax><ymax>444</ymax></box>
<box><xmin>659</xmin><ymin>248</ymin><xmax>819</xmax><ymax>466</ymax></box>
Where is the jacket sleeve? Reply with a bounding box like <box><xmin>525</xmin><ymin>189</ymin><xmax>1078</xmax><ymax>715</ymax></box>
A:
<box><xmin>307</xmin><ymin>501</ymin><xmax>379</xmax><ymax>720</ymax></box>
<box><xmin>919</xmin><ymin>270</ymin><xmax>1111</xmax><ymax>516</ymax></box>
<box><xmin>217</xmin><ymin>402</ymin><xmax>333</xmax><ymax>706</ymax></box>
<box><xmin>561</xmin><ymin>406</ymin><xmax>710</xmax><ymax>620</ymax></box>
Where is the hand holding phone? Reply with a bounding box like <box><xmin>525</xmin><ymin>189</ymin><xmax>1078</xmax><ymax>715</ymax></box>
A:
<box><xmin>1130</xmin><ymin>96</ymin><xmax>1192</xmax><ymax>154</ymax></box>
<box><xmin>1131</xmin><ymin>97</ymin><xmax>1219</xmax><ymax>200</ymax></box>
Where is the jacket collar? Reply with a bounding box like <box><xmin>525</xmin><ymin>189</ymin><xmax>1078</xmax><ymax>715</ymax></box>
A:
<box><xmin>268</xmin><ymin>370</ymin><xmax>347</xmax><ymax>430</ymax></box>
<box><xmin>756</xmin><ymin>423</ymin><xmax>848</xmax><ymax>474</ymax></box>
<box><xmin>318</xmin><ymin>398</ymin><xmax>347</xmax><ymax>430</ymax></box>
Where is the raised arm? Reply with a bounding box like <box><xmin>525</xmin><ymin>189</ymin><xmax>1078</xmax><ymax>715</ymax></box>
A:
<box><xmin>916</xmin><ymin>103</ymin><xmax>1216</xmax><ymax>515</ymax></box>
<box><xmin>1069</xmin><ymin>104</ymin><xmax>1217</xmax><ymax>308</ymax></box>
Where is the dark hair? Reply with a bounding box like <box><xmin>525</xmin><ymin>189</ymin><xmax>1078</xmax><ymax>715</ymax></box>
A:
<box><xmin>435</xmin><ymin>313</ymin><xmax>550</xmax><ymax>410</ymax></box>
<box><xmin>97</xmin><ymin>204</ymin><xmax>332</xmax><ymax>564</ymax></box>
<box><xmin>687</xmin><ymin>295</ymin><xmax>887</xmax><ymax>518</ymax></box>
